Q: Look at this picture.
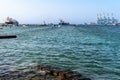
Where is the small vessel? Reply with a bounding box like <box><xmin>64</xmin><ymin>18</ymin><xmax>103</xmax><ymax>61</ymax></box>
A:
<box><xmin>59</xmin><ymin>19</ymin><xmax>69</xmax><ymax>25</ymax></box>
<box><xmin>22</xmin><ymin>24</ymin><xmax>28</xmax><ymax>27</ymax></box>
<box><xmin>58</xmin><ymin>25</ymin><xmax>61</xmax><ymax>27</ymax></box>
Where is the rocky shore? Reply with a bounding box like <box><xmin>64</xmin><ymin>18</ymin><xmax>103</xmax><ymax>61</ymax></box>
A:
<box><xmin>0</xmin><ymin>63</ymin><xmax>91</xmax><ymax>80</ymax></box>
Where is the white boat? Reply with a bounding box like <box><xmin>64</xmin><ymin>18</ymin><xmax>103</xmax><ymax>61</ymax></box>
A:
<box><xmin>58</xmin><ymin>25</ymin><xmax>61</xmax><ymax>27</ymax></box>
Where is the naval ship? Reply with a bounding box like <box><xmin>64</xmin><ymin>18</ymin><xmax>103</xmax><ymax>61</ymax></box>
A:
<box><xmin>5</xmin><ymin>17</ymin><xmax>19</xmax><ymax>26</ymax></box>
<box><xmin>59</xmin><ymin>19</ymin><xmax>69</xmax><ymax>25</ymax></box>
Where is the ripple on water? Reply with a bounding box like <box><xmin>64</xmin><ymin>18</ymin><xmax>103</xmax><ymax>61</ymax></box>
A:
<box><xmin>0</xmin><ymin>26</ymin><xmax>120</xmax><ymax>80</ymax></box>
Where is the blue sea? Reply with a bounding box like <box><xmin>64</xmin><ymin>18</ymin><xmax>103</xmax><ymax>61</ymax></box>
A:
<box><xmin>0</xmin><ymin>25</ymin><xmax>120</xmax><ymax>80</ymax></box>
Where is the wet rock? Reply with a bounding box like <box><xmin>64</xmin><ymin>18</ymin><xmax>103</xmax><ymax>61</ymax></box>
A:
<box><xmin>50</xmin><ymin>67</ymin><xmax>62</xmax><ymax>76</ymax></box>
<box><xmin>36</xmin><ymin>70</ymin><xmax>46</xmax><ymax>76</ymax></box>
<box><xmin>64</xmin><ymin>71</ymin><xmax>82</xmax><ymax>79</ymax></box>
<box><xmin>36</xmin><ymin>65</ymin><xmax>52</xmax><ymax>74</ymax></box>
<box><xmin>0</xmin><ymin>63</ymin><xmax>91</xmax><ymax>80</ymax></box>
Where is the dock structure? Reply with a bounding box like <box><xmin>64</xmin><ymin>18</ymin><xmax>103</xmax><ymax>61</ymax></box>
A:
<box><xmin>0</xmin><ymin>34</ymin><xmax>17</xmax><ymax>39</ymax></box>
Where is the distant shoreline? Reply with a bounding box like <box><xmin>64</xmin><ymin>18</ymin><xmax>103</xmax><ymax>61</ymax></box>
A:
<box><xmin>0</xmin><ymin>23</ymin><xmax>120</xmax><ymax>27</ymax></box>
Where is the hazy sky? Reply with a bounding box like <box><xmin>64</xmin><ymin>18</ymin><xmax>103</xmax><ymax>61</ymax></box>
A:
<box><xmin>0</xmin><ymin>0</ymin><xmax>120</xmax><ymax>24</ymax></box>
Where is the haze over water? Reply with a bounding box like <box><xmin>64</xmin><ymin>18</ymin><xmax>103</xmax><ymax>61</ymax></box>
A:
<box><xmin>0</xmin><ymin>26</ymin><xmax>120</xmax><ymax>80</ymax></box>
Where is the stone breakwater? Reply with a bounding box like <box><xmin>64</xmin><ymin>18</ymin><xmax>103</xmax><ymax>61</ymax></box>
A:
<box><xmin>0</xmin><ymin>63</ymin><xmax>91</xmax><ymax>80</ymax></box>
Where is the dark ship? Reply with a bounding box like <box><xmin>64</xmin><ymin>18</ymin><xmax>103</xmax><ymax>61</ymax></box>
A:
<box><xmin>5</xmin><ymin>17</ymin><xmax>19</xmax><ymax>26</ymax></box>
<box><xmin>59</xmin><ymin>19</ymin><xmax>69</xmax><ymax>25</ymax></box>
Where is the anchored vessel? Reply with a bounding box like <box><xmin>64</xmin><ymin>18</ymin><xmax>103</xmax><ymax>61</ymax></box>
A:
<box><xmin>59</xmin><ymin>19</ymin><xmax>69</xmax><ymax>25</ymax></box>
<box><xmin>5</xmin><ymin>17</ymin><xmax>19</xmax><ymax>26</ymax></box>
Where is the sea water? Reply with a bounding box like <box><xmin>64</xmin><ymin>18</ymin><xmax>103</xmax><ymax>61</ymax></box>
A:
<box><xmin>0</xmin><ymin>26</ymin><xmax>120</xmax><ymax>80</ymax></box>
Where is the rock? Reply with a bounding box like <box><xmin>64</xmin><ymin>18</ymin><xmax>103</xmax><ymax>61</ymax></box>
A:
<box><xmin>64</xmin><ymin>71</ymin><xmax>82</xmax><ymax>79</ymax></box>
<box><xmin>0</xmin><ymin>63</ymin><xmax>91</xmax><ymax>80</ymax></box>
<box><xmin>36</xmin><ymin>70</ymin><xmax>46</xmax><ymax>76</ymax></box>
<box><xmin>36</xmin><ymin>65</ymin><xmax>53</xmax><ymax>75</ymax></box>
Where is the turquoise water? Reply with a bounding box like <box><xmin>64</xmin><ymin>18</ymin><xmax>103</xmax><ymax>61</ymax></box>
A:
<box><xmin>0</xmin><ymin>26</ymin><xmax>120</xmax><ymax>80</ymax></box>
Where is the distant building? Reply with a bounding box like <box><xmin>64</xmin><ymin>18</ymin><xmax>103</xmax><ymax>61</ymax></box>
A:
<box><xmin>5</xmin><ymin>17</ymin><xmax>19</xmax><ymax>26</ymax></box>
